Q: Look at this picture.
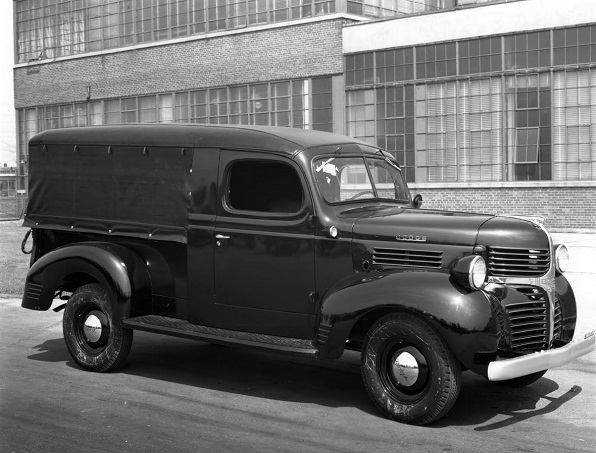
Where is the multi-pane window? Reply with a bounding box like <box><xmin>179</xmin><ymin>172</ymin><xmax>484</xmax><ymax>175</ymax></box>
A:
<box><xmin>415</xmin><ymin>82</ymin><xmax>458</xmax><ymax>182</ymax></box>
<box><xmin>345</xmin><ymin>53</ymin><xmax>375</xmax><ymax>87</ymax></box>
<box><xmin>459</xmin><ymin>37</ymin><xmax>502</xmax><ymax>75</ymax></box>
<box><xmin>209</xmin><ymin>87</ymin><xmax>229</xmax><ymax>124</ymax></box>
<box><xmin>15</xmin><ymin>0</ymin><xmax>341</xmax><ymax>62</ymax></box>
<box><xmin>158</xmin><ymin>93</ymin><xmax>175</xmax><ymax>122</ymax></box>
<box><xmin>553</xmin><ymin>25</ymin><xmax>596</xmax><ymax>66</ymax></box>
<box><xmin>416</xmin><ymin>43</ymin><xmax>457</xmax><ymax>79</ymax></box>
<box><xmin>16</xmin><ymin>77</ymin><xmax>332</xmax><ymax>157</ymax></box>
<box><xmin>553</xmin><ymin>70</ymin><xmax>596</xmax><ymax>180</ymax></box>
<box><xmin>229</xmin><ymin>86</ymin><xmax>249</xmax><ymax>124</ymax></box>
<box><xmin>121</xmin><ymin>97</ymin><xmax>138</xmax><ymax>123</ymax></box>
<box><xmin>174</xmin><ymin>92</ymin><xmax>190</xmax><ymax>122</ymax></box>
<box><xmin>458</xmin><ymin>78</ymin><xmax>502</xmax><ymax>181</ymax></box>
<box><xmin>377</xmin><ymin>49</ymin><xmax>415</xmax><ymax>84</ymax></box>
<box><xmin>190</xmin><ymin>90</ymin><xmax>208</xmax><ymax>123</ymax></box>
<box><xmin>346</xmin><ymin>0</ymin><xmax>456</xmax><ymax>17</ymax></box>
<box><xmin>504</xmin><ymin>31</ymin><xmax>550</xmax><ymax>70</ymax></box>
<box><xmin>346</xmin><ymin>89</ymin><xmax>375</xmax><ymax>144</ymax></box>
<box><xmin>375</xmin><ymin>86</ymin><xmax>415</xmax><ymax>182</ymax></box>
<box><xmin>505</xmin><ymin>73</ymin><xmax>551</xmax><ymax>181</ymax></box>
<box><xmin>344</xmin><ymin>25</ymin><xmax>596</xmax><ymax>183</ymax></box>
<box><xmin>292</xmin><ymin>80</ymin><xmax>308</xmax><ymax>129</ymax></box>
<box><xmin>271</xmin><ymin>82</ymin><xmax>291</xmax><ymax>127</ymax></box>
<box><xmin>312</xmin><ymin>78</ymin><xmax>333</xmax><ymax>132</ymax></box>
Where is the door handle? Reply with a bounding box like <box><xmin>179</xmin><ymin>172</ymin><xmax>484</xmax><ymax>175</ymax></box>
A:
<box><xmin>215</xmin><ymin>234</ymin><xmax>230</xmax><ymax>247</ymax></box>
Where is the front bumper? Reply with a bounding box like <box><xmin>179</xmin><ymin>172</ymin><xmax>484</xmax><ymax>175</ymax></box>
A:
<box><xmin>487</xmin><ymin>331</ymin><xmax>595</xmax><ymax>381</ymax></box>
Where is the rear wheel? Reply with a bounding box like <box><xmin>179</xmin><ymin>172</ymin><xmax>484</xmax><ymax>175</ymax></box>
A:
<box><xmin>63</xmin><ymin>283</ymin><xmax>133</xmax><ymax>372</ymax></box>
<box><xmin>361</xmin><ymin>313</ymin><xmax>461</xmax><ymax>425</ymax></box>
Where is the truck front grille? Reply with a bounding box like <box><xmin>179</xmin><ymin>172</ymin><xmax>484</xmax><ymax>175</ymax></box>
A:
<box><xmin>373</xmin><ymin>247</ymin><xmax>442</xmax><ymax>269</ymax></box>
<box><xmin>505</xmin><ymin>286</ymin><xmax>548</xmax><ymax>352</ymax></box>
<box><xmin>553</xmin><ymin>296</ymin><xmax>563</xmax><ymax>341</ymax></box>
<box><xmin>488</xmin><ymin>247</ymin><xmax>550</xmax><ymax>277</ymax></box>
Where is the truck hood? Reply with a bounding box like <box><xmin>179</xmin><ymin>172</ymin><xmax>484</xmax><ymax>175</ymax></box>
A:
<box><xmin>351</xmin><ymin>207</ymin><xmax>494</xmax><ymax>247</ymax></box>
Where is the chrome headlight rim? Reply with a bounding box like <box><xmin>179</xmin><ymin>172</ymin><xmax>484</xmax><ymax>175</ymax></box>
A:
<box><xmin>469</xmin><ymin>255</ymin><xmax>488</xmax><ymax>290</ymax></box>
<box><xmin>554</xmin><ymin>244</ymin><xmax>569</xmax><ymax>274</ymax></box>
<box><xmin>451</xmin><ymin>255</ymin><xmax>488</xmax><ymax>291</ymax></box>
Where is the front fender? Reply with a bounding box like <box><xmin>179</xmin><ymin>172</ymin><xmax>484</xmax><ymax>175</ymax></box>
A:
<box><xmin>21</xmin><ymin>242</ymin><xmax>152</xmax><ymax>325</ymax></box>
<box><xmin>317</xmin><ymin>270</ymin><xmax>500</xmax><ymax>374</ymax></box>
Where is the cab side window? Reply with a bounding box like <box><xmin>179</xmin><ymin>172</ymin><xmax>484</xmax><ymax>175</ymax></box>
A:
<box><xmin>227</xmin><ymin>161</ymin><xmax>303</xmax><ymax>214</ymax></box>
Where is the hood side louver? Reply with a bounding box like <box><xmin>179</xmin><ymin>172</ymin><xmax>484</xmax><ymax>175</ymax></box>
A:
<box><xmin>373</xmin><ymin>247</ymin><xmax>443</xmax><ymax>269</ymax></box>
<box><xmin>488</xmin><ymin>247</ymin><xmax>550</xmax><ymax>277</ymax></box>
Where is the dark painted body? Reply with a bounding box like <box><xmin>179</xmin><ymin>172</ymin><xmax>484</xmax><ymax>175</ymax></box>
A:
<box><xmin>21</xmin><ymin>124</ymin><xmax>578</xmax><ymax>380</ymax></box>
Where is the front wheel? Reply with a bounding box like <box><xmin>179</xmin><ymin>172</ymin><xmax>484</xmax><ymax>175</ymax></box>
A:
<box><xmin>63</xmin><ymin>283</ymin><xmax>133</xmax><ymax>372</ymax></box>
<box><xmin>361</xmin><ymin>313</ymin><xmax>461</xmax><ymax>425</ymax></box>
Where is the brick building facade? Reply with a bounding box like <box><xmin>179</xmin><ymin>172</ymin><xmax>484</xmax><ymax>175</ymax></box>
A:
<box><xmin>12</xmin><ymin>0</ymin><xmax>596</xmax><ymax>231</ymax></box>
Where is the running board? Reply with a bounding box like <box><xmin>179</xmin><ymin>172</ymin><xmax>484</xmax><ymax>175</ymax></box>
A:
<box><xmin>123</xmin><ymin>315</ymin><xmax>318</xmax><ymax>357</ymax></box>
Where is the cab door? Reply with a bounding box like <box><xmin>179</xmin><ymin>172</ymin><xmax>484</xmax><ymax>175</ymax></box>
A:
<box><xmin>212</xmin><ymin>150</ymin><xmax>316</xmax><ymax>339</ymax></box>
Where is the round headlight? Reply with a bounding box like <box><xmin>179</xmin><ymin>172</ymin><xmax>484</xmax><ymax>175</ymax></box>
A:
<box><xmin>555</xmin><ymin>244</ymin><xmax>569</xmax><ymax>274</ymax></box>
<box><xmin>470</xmin><ymin>255</ymin><xmax>487</xmax><ymax>290</ymax></box>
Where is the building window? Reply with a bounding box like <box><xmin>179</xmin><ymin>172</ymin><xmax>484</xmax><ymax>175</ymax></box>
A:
<box><xmin>377</xmin><ymin>48</ymin><xmax>415</xmax><ymax>84</ymax></box>
<box><xmin>174</xmin><ymin>92</ymin><xmax>190</xmax><ymax>122</ymax></box>
<box><xmin>345</xmin><ymin>53</ymin><xmax>375</xmax><ymax>87</ymax></box>
<box><xmin>375</xmin><ymin>86</ymin><xmax>415</xmax><ymax>182</ymax></box>
<box><xmin>210</xmin><ymin>87</ymin><xmax>229</xmax><ymax>124</ymax></box>
<box><xmin>504</xmin><ymin>31</ymin><xmax>550</xmax><ymax>70</ymax></box>
<box><xmin>505</xmin><ymin>73</ymin><xmax>551</xmax><ymax>181</ymax></box>
<box><xmin>459</xmin><ymin>78</ymin><xmax>502</xmax><ymax>181</ymax></box>
<box><xmin>190</xmin><ymin>90</ymin><xmax>208</xmax><ymax>123</ymax></box>
<box><xmin>347</xmin><ymin>89</ymin><xmax>375</xmax><ymax>144</ymax></box>
<box><xmin>14</xmin><ymin>0</ymin><xmax>343</xmax><ymax>63</ymax></box>
<box><xmin>312</xmin><ymin>77</ymin><xmax>333</xmax><ymax>132</ymax></box>
<box><xmin>16</xmin><ymin>77</ymin><xmax>330</xmax><ymax>160</ymax></box>
<box><xmin>553</xmin><ymin>69</ymin><xmax>596</xmax><ymax>180</ymax></box>
<box><xmin>158</xmin><ymin>93</ymin><xmax>175</xmax><ymax>123</ymax></box>
<box><xmin>459</xmin><ymin>37</ymin><xmax>501</xmax><ymax>75</ymax></box>
<box><xmin>553</xmin><ymin>25</ymin><xmax>596</xmax><ymax>66</ymax></box>
<box><xmin>250</xmin><ymin>84</ymin><xmax>269</xmax><ymax>125</ymax></box>
<box><xmin>416</xmin><ymin>43</ymin><xmax>457</xmax><ymax>79</ymax></box>
<box><xmin>416</xmin><ymin>82</ymin><xmax>458</xmax><ymax>182</ymax></box>
<box><xmin>121</xmin><ymin>97</ymin><xmax>138</xmax><ymax>123</ymax></box>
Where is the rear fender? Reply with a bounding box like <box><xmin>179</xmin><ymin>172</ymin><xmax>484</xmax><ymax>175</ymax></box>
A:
<box><xmin>317</xmin><ymin>270</ymin><xmax>499</xmax><ymax>373</ymax></box>
<box><xmin>21</xmin><ymin>242</ymin><xmax>152</xmax><ymax>325</ymax></box>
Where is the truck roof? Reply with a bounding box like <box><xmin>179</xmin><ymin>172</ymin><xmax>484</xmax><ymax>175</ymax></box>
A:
<box><xmin>29</xmin><ymin>124</ymin><xmax>373</xmax><ymax>155</ymax></box>
<box><xmin>25</xmin><ymin>124</ymin><xmax>378</xmax><ymax>243</ymax></box>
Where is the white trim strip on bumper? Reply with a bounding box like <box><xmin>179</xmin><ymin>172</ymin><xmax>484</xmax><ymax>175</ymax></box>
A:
<box><xmin>487</xmin><ymin>331</ymin><xmax>595</xmax><ymax>381</ymax></box>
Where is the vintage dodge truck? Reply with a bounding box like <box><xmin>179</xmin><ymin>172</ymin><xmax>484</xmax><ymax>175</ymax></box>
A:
<box><xmin>21</xmin><ymin>124</ymin><xmax>594</xmax><ymax>425</ymax></box>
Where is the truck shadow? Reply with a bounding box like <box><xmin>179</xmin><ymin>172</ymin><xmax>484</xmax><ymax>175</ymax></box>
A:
<box><xmin>28</xmin><ymin>333</ymin><xmax>582</xmax><ymax>428</ymax></box>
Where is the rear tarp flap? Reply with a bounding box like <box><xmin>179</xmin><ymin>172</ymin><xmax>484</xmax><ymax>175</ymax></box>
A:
<box><xmin>25</xmin><ymin>144</ymin><xmax>193</xmax><ymax>243</ymax></box>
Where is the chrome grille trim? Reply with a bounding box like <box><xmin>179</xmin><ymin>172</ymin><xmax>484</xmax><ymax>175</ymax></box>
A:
<box><xmin>372</xmin><ymin>247</ymin><xmax>442</xmax><ymax>269</ymax></box>
<box><xmin>488</xmin><ymin>246</ymin><xmax>550</xmax><ymax>277</ymax></box>
<box><xmin>553</xmin><ymin>296</ymin><xmax>563</xmax><ymax>341</ymax></box>
<box><xmin>505</xmin><ymin>287</ymin><xmax>548</xmax><ymax>352</ymax></box>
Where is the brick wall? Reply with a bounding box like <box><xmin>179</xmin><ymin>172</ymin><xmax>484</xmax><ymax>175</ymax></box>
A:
<box><xmin>411</xmin><ymin>185</ymin><xmax>596</xmax><ymax>231</ymax></box>
<box><xmin>14</xmin><ymin>19</ymin><xmax>348</xmax><ymax>108</ymax></box>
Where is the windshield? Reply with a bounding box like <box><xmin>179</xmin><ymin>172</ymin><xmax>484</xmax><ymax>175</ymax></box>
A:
<box><xmin>314</xmin><ymin>156</ymin><xmax>410</xmax><ymax>204</ymax></box>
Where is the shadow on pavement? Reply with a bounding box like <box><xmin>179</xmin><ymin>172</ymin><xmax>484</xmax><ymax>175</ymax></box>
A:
<box><xmin>27</xmin><ymin>332</ymin><xmax>583</xmax><ymax>427</ymax></box>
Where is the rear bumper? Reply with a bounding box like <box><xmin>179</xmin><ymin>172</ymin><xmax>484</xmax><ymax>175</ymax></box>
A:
<box><xmin>487</xmin><ymin>331</ymin><xmax>595</xmax><ymax>381</ymax></box>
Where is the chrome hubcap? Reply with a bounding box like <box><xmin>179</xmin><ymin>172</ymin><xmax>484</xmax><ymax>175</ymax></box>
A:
<box><xmin>83</xmin><ymin>313</ymin><xmax>103</xmax><ymax>343</ymax></box>
<box><xmin>82</xmin><ymin>310</ymin><xmax>107</xmax><ymax>346</ymax></box>
<box><xmin>390</xmin><ymin>351</ymin><xmax>419</xmax><ymax>387</ymax></box>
